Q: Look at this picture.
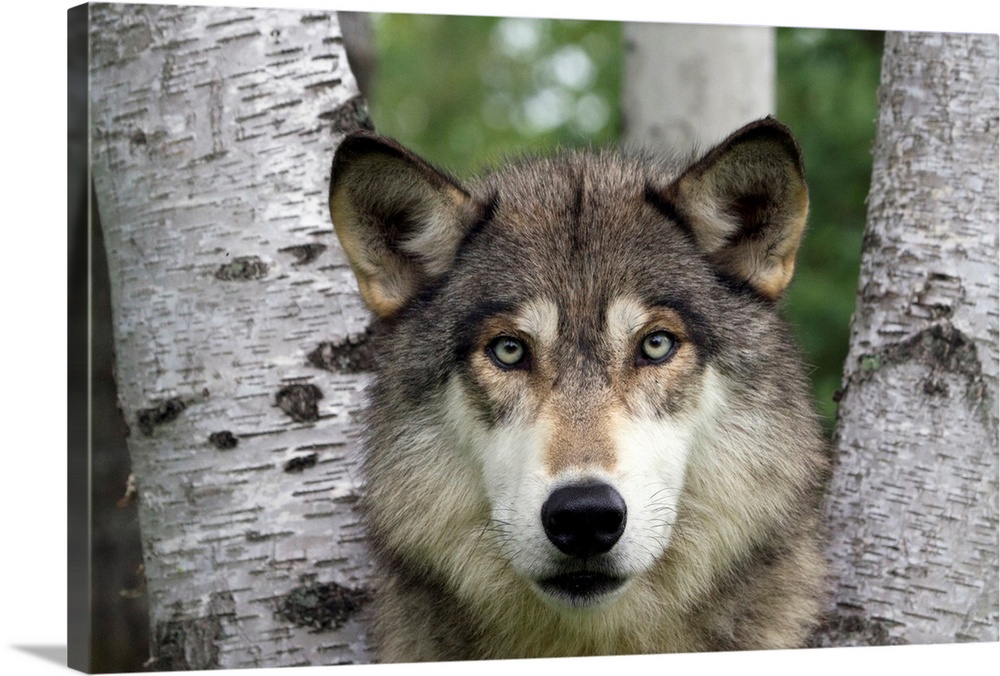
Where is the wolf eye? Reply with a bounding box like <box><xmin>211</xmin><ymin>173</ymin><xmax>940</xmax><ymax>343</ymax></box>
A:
<box><xmin>638</xmin><ymin>331</ymin><xmax>677</xmax><ymax>365</ymax></box>
<box><xmin>488</xmin><ymin>336</ymin><xmax>528</xmax><ymax>369</ymax></box>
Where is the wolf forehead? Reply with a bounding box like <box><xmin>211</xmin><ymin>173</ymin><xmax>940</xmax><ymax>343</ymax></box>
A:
<box><xmin>471</xmin><ymin>150</ymin><xmax>688</xmax><ymax>241</ymax></box>
<box><xmin>451</xmin><ymin>152</ymin><xmax>711</xmax><ymax>294</ymax></box>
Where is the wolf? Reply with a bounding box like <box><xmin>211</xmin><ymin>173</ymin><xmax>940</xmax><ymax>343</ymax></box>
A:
<box><xmin>328</xmin><ymin>117</ymin><xmax>830</xmax><ymax>661</ymax></box>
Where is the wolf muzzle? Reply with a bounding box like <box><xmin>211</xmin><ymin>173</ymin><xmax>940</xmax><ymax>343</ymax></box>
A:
<box><xmin>541</xmin><ymin>482</ymin><xmax>627</xmax><ymax>557</ymax></box>
<box><xmin>538</xmin><ymin>481</ymin><xmax>629</xmax><ymax>605</ymax></box>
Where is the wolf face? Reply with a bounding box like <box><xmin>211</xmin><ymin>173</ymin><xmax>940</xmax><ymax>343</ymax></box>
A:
<box><xmin>329</xmin><ymin>119</ymin><xmax>828</xmax><ymax>659</ymax></box>
<box><xmin>438</xmin><ymin>295</ymin><xmax>704</xmax><ymax>609</ymax></box>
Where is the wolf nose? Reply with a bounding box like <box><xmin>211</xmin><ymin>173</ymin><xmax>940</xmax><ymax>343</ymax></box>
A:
<box><xmin>541</xmin><ymin>482</ymin><xmax>627</xmax><ymax>557</ymax></box>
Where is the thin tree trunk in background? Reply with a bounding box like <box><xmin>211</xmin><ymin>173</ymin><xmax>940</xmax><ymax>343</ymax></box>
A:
<box><xmin>89</xmin><ymin>4</ymin><xmax>375</xmax><ymax>668</ymax></box>
<box><xmin>622</xmin><ymin>22</ymin><xmax>774</xmax><ymax>154</ymax></box>
<box><xmin>339</xmin><ymin>11</ymin><xmax>376</xmax><ymax>102</ymax></box>
<box><xmin>819</xmin><ymin>31</ymin><xmax>999</xmax><ymax>647</ymax></box>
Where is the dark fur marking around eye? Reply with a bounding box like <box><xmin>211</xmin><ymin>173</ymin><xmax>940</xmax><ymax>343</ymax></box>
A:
<box><xmin>451</xmin><ymin>300</ymin><xmax>518</xmax><ymax>366</ymax></box>
<box><xmin>644</xmin><ymin>295</ymin><xmax>719</xmax><ymax>361</ymax></box>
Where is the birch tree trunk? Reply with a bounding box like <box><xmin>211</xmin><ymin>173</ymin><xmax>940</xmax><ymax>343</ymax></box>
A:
<box><xmin>622</xmin><ymin>22</ymin><xmax>774</xmax><ymax>155</ymax></box>
<box><xmin>819</xmin><ymin>31</ymin><xmax>999</xmax><ymax>646</ymax></box>
<box><xmin>89</xmin><ymin>4</ymin><xmax>376</xmax><ymax>668</ymax></box>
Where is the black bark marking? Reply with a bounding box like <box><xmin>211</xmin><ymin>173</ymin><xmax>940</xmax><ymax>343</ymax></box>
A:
<box><xmin>305</xmin><ymin>78</ymin><xmax>343</xmax><ymax>91</ymax></box>
<box><xmin>278</xmin><ymin>243</ymin><xmax>326</xmax><ymax>266</ymax></box>
<box><xmin>152</xmin><ymin>615</ymin><xmax>223</xmax><ymax>670</ymax></box>
<box><xmin>214</xmin><ymin>255</ymin><xmax>268</xmax><ymax>281</ymax></box>
<box><xmin>808</xmin><ymin>604</ymin><xmax>908</xmax><ymax>648</ymax></box>
<box><xmin>267</xmin><ymin>47</ymin><xmax>305</xmax><ymax>57</ymax></box>
<box><xmin>152</xmin><ymin>592</ymin><xmax>236</xmax><ymax>669</ymax></box>
<box><xmin>922</xmin><ymin>379</ymin><xmax>951</xmax><ymax>397</ymax></box>
<box><xmin>217</xmin><ymin>30</ymin><xmax>261</xmax><ymax>45</ymax></box>
<box><xmin>307</xmin><ymin>333</ymin><xmax>374</xmax><ymax>373</ymax></box>
<box><xmin>276</xmin><ymin>384</ymin><xmax>323</xmax><ymax>422</ymax></box>
<box><xmin>205</xmin><ymin>16</ymin><xmax>255</xmax><ymax>29</ymax></box>
<box><xmin>267</xmin><ymin>98</ymin><xmax>303</xmax><ymax>112</ymax></box>
<box><xmin>855</xmin><ymin>321</ymin><xmax>987</xmax><ymax>405</ymax></box>
<box><xmin>208</xmin><ymin>430</ymin><xmax>238</xmax><ymax>450</ymax></box>
<box><xmin>136</xmin><ymin>397</ymin><xmax>187</xmax><ymax>436</ymax></box>
<box><xmin>284</xmin><ymin>453</ymin><xmax>318</xmax><ymax>473</ymax></box>
<box><xmin>278</xmin><ymin>579</ymin><xmax>370</xmax><ymax>632</ymax></box>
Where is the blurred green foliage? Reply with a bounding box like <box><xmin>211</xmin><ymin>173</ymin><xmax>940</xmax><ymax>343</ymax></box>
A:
<box><xmin>366</xmin><ymin>16</ymin><xmax>883</xmax><ymax>431</ymax></box>
<box><xmin>369</xmin><ymin>14</ymin><xmax>622</xmax><ymax>173</ymax></box>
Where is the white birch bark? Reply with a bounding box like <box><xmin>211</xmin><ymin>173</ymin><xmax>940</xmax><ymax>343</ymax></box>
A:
<box><xmin>89</xmin><ymin>4</ymin><xmax>375</xmax><ymax>668</ymax></box>
<box><xmin>819</xmin><ymin>32</ymin><xmax>999</xmax><ymax>646</ymax></box>
<box><xmin>622</xmin><ymin>22</ymin><xmax>774</xmax><ymax>155</ymax></box>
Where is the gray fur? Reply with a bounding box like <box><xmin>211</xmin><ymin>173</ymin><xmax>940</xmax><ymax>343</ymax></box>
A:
<box><xmin>329</xmin><ymin>118</ymin><xmax>830</xmax><ymax>661</ymax></box>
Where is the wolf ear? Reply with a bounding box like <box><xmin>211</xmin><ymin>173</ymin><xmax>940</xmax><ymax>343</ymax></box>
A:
<box><xmin>662</xmin><ymin>118</ymin><xmax>809</xmax><ymax>299</ymax></box>
<box><xmin>329</xmin><ymin>131</ymin><xmax>479</xmax><ymax>318</ymax></box>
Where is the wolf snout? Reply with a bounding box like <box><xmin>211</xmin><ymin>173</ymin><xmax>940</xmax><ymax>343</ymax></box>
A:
<box><xmin>541</xmin><ymin>482</ymin><xmax>627</xmax><ymax>557</ymax></box>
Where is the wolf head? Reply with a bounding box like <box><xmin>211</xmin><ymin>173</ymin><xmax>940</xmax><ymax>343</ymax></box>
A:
<box><xmin>329</xmin><ymin>119</ymin><xmax>825</xmax><ymax>647</ymax></box>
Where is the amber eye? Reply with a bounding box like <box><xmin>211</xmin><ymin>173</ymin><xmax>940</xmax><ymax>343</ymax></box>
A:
<box><xmin>488</xmin><ymin>336</ymin><xmax>528</xmax><ymax>369</ymax></box>
<box><xmin>638</xmin><ymin>331</ymin><xmax>677</xmax><ymax>365</ymax></box>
